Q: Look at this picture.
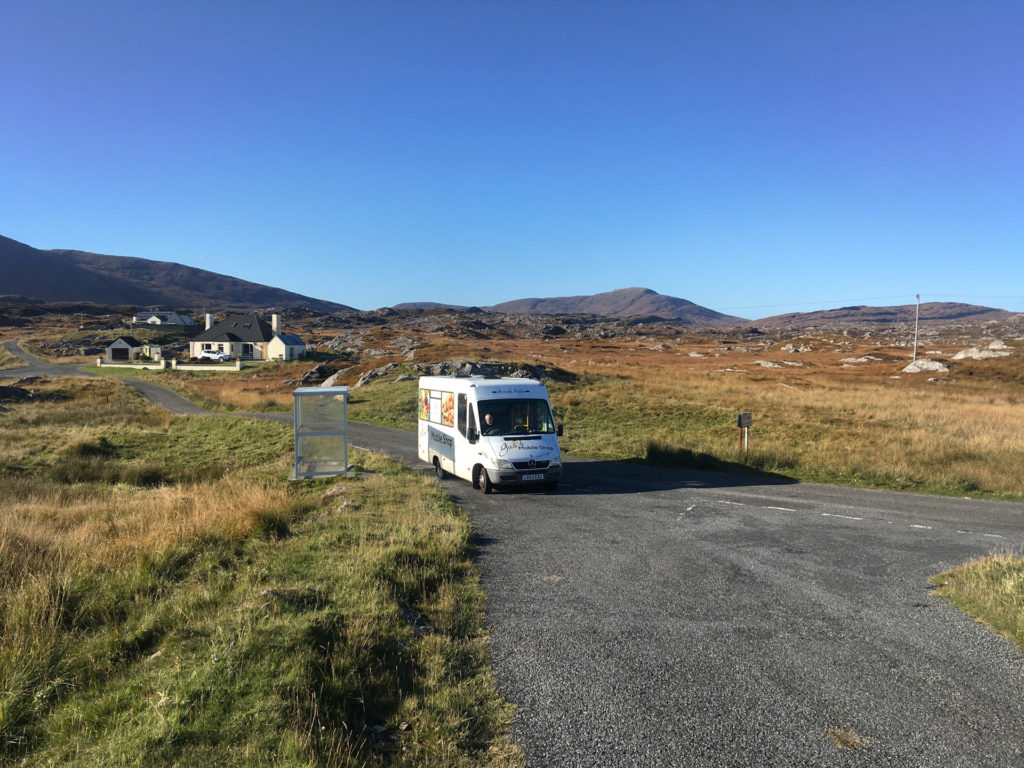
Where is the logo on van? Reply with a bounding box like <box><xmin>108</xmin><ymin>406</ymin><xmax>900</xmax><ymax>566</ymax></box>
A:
<box><xmin>430</xmin><ymin>430</ymin><xmax>454</xmax><ymax>449</ymax></box>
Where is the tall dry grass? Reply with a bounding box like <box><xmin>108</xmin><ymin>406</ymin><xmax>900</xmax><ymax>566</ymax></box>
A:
<box><xmin>0</xmin><ymin>379</ymin><xmax>300</xmax><ymax>753</ymax></box>
<box><xmin>1</xmin><ymin>475</ymin><xmax>294</xmax><ymax>570</ymax></box>
<box><xmin>549</xmin><ymin>362</ymin><xmax>1024</xmax><ymax>497</ymax></box>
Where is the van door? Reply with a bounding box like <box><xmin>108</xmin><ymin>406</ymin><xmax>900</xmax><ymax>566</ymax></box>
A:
<box><xmin>456</xmin><ymin>393</ymin><xmax>477</xmax><ymax>481</ymax></box>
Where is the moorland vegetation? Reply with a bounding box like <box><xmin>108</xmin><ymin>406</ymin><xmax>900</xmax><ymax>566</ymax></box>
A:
<box><xmin>65</xmin><ymin>322</ymin><xmax>1024</xmax><ymax>500</ymax></box>
<box><xmin>2</xmin><ymin>306</ymin><xmax>1023</xmax><ymax>765</ymax></box>
<box><xmin>0</xmin><ymin>377</ymin><xmax>518</xmax><ymax>766</ymax></box>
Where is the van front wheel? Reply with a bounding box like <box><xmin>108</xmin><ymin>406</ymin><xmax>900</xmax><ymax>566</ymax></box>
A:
<box><xmin>474</xmin><ymin>466</ymin><xmax>493</xmax><ymax>494</ymax></box>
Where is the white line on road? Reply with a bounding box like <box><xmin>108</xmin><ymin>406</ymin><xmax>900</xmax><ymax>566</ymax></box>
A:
<box><xmin>719</xmin><ymin>501</ymin><xmax>745</xmax><ymax>506</ymax></box>
<box><xmin>822</xmin><ymin>513</ymin><xmax>862</xmax><ymax>521</ymax></box>
<box><xmin>910</xmin><ymin>524</ymin><xmax>933</xmax><ymax>530</ymax></box>
<box><xmin>957</xmin><ymin>529</ymin><xmax>1005</xmax><ymax>539</ymax></box>
<box><xmin>764</xmin><ymin>506</ymin><xmax>796</xmax><ymax>512</ymax></box>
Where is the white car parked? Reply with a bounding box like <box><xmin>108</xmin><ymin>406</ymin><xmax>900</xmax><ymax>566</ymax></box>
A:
<box><xmin>198</xmin><ymin>349</ymin><xmax>233</xmax><ymax>362</ymax></box>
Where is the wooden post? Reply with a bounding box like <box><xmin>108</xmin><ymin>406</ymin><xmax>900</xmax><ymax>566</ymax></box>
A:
<box><xmin>737</xmin><ymin>412</ymin><xmax>752</xmax><ymax>459</ymax></box>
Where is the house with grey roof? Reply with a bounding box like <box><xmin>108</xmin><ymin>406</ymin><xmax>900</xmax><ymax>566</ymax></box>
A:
<box><xmin>188</xmin><ymin>313</ymin><xmax>306</xmax><ymax>361</ymax></box>
<box><xmin>132</xmin><ymin>311</ymin><xmax>193</xmax><ymax>326</ymax></box>
<box><xmin>106</xmin><ymin>336</ymin><xmax>144</xmax><ymax>362</ymax></box>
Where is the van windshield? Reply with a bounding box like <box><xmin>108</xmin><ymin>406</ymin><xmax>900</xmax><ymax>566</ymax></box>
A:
<box><xmin>477</xmin><ymin>398</ymin><xmax>555</xmax><ymax>436</ymax></box>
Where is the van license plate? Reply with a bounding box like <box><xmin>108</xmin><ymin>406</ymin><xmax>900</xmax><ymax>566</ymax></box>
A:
<box><xmin>521</xmin><ymin>473</ymin><xmax>544</xmax><ymax>481</ymax></box>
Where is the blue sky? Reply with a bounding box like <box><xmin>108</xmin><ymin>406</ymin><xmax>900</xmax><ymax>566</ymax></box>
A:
<box><xmin>3</xmin><ymin>1</ymin><xmax>1022</xmax><ymax>317</ymax></box>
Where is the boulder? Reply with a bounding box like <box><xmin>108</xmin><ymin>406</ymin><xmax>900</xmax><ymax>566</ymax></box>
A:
<box><xmin>902</xmin><ymin>358</ymin><xmax>949</xmax><ymax>373</ymax></box>
<box><xmin>952</xmin><ymin>347</ymin><xmax>1011</xmax><ymax>361</ymax></box>
<box><xmin>300</xmin><ymin>364</ymin><xmax>333</xmax><ymax>383</ymax></box>
<box><xmin>320</xmin><ymin>369</ymin><xmax>349</xmax><ymax>387</ymax></box>
<box><xmin>355</xmin><ymin>363</ymin><xmax>398</xmax><ymax>387</ymax></box>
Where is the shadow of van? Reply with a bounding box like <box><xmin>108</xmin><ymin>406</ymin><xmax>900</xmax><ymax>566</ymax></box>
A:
<box><xmin>485</xmin><ymin>454</ymin><xmax>796</xmax><ymax>497</ymax></box>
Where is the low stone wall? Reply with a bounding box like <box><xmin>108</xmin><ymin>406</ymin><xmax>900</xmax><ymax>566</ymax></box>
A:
<box><xmin>173</xmin><ymin>360</ymin><xmax>245</xmax><ymax>372</ymax></box>
<box><xmin>95</xmin><ymin>359</ymin><xmax>168</xmax><ymax>371</ymax></box>
<box><xmin>95</xmin><ymin>359</ymin><xmax>245</xmax><ymax>372</ymax></box>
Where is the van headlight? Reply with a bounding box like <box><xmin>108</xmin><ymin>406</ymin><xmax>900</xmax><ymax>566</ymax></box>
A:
<box><xmin>550</xmin><ymin>458</ymin><xmax>561</xmax><ymax>467</ymax></box>
<box><xmin>496</xmin><ymin>459</ymin><xmax>513</xmax><ymax>469</ymax></box>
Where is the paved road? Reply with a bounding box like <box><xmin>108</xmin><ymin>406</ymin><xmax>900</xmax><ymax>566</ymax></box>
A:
<box><xmin>3</xmin><ymin>339</ymin><xmax>95</xmax><ymax>378</ymax></box>
<box><xmin>6</xmin><ymin>340</ymin><xmax>1024</xmax><ymax>765</ymax></box>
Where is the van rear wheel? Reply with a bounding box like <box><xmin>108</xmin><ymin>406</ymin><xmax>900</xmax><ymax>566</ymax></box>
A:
<box><xmin>433</xmin><ymin>457</ymin><xmax>447</xmax><ymax>479</ymax></box>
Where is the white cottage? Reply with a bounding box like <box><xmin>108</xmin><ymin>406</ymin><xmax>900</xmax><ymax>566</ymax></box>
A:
<box><xmin>189</xmin><ymin>314</ymin><xmax>306</xmax><ymax>361</ymax></box>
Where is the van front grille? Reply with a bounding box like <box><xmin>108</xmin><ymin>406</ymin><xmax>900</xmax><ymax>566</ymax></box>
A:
<box><xmin>512</xmin><ymin>460</ymin><xmax>550</xmax><ymax>470</ymax></box>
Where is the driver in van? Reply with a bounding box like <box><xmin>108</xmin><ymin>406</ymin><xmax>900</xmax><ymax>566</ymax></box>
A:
<box><xmin>482</xmin><ymin>412</ymin><xmax>502</xmax><ymax>436</ymax></box>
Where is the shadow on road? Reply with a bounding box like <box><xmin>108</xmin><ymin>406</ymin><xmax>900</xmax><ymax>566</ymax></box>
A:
<box><xmin>479</xmin><ymin>458</ymin><xmax>797</xmax><ymax>497</ymax></box>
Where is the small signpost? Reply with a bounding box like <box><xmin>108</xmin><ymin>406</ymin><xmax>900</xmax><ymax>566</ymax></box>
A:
<box><xmin>737</xmin><ymin>412</ymin><xmax>752</xmax><ymax>457</ymax></box>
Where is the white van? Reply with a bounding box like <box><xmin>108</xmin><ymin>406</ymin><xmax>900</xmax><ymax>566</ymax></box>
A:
<box><xmin>417</xmin><ymin>375</ymin><xmax>563</xmax><ymax>493</ymax></box>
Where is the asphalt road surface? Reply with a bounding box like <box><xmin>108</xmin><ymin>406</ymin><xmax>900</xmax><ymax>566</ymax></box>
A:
<box><xmin>5</xmin><ymin>341</ymin><xmax>1024</xmax><ymax>766</ymax></box>
<box><xmin>351</xmin><ymin>424</ymin><xmax>1024</xmax><ymax>767</ymax></box>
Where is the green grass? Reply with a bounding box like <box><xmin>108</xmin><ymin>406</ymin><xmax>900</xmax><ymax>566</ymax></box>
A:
<box><xmin>1</xmin><ymin>379</ymin><xmax>520</xmax><ymax>767</ymax></box>
<box><xmin>347</xmin><ymin>379</ymin><xmax>420</xmax><ymax>431</ymax></box>
<box><xmin>931</xmin><ymin>553</ymin><xmax>1024</xmax><ymax>653</ymax></box>
<box><xmin>81</xmin><ymin>365</ymin><xmax>234</xmax><ymax>408</ymax></box>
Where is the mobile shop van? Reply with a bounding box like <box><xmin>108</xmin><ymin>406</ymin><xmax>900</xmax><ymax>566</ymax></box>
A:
<box><xmin>417</xmin><ymin>376</ymin><xmax>562</xmax><ymax>493</ymax></box>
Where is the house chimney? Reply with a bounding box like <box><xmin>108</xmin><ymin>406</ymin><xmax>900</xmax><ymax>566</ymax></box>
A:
<box><xmin>271</xmin><ymin>313</ymin><xmax>281</xmax><ymax>333</ymax></box>
<box><xmin>205</xmin><ymin>313</ymin><xmax>213</xmax><ymax>330</ymax></box>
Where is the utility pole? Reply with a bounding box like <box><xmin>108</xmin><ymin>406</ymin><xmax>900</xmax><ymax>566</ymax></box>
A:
<box><xmin>912</xmin><ymin>294</ymin><xmax>920</xmax><ymax>362</ymax></box>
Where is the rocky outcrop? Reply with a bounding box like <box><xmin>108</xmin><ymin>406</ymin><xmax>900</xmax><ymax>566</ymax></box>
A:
<box><xmin>952</xmin><ymin>341</ymin><xmax>1012</xmax><ymax>361</ymax></box>
<box><xmin>352</xmin><ymin>359</ymin><xmax>577</xmax><ymax>388</ymax></box>
<box><xmin>902</xmin><ymin>358</ymin><xmax>949</xmax><ymax>373</ymax></box>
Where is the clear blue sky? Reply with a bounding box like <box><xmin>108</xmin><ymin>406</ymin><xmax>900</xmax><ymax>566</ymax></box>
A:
<box><xmin>3</xmin><ymin>1</ymin><xmax>1022</xmax><ymax>317</ymax></box>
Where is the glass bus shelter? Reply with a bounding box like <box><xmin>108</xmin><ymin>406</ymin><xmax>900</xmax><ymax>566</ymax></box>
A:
<box><xmin>291</xmin><ymin>386</ymin><xmax>352</xmax><ymax>479</ymax></box>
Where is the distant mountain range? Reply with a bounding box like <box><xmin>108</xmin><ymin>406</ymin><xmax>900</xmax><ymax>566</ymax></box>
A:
<box><xmin>399</xmin><ymin>289</ymin><xmax>1016</xmax><ymax>328</ymax></box>
<box><xmin>755</xmin><ymin>302</ymin><xmax>1013</xmax><ymax>327</ymax></box>
<box><xmin>4</xmin><ymin>234</ymin><xmax>1015</xmax><ymax>328</ymax></box>
<box><xmin>396</xmin><ymin>287</ymin><xmax>747</xmax><ymax>325</ymax></box>
<box><xmin>485</xmin><ymin>287</ymin><xmax>747</xmax><ymax>325</ymax></box>
<box><xmin>0</xmin><ymin>235</ymin><xmax>352</xmax><ymax>312</ymax></box>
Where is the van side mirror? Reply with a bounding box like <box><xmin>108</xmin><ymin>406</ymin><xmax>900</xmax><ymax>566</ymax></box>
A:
<box><xmin>468</xmin><ymin>428</ymin><xmax>479</xmax><ymax>444</ymax></box>
<box><xmin>557</xmin><ymin>423</ymin><xmax>563</xmax><ymax>437</ymax></box>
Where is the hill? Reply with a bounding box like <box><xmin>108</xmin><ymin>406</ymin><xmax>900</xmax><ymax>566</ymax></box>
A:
<box><xmin>392</xmin><ymin>301</ymin><xmax>469</xmax><ymax>311</ymax></box>
<box><xmin>0</xmin><ymin>234</ymin><xmax>353</xmax><ymax>312</ymax></box>
<box><xmin>754</xmin><ymin>302</ymin><xmax>1013</xmax><ymax>327</ymax></box>
<box><xmin>484</xmin><ymin>287</ymin><xmax>747</xmax><ymax>325</ymax></box>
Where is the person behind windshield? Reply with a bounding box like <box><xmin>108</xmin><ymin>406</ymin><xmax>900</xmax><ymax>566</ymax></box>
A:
<box><xmin>482</xmin><ymin>411</ymin><xmax>502</xmax><ymax>436</ymax></box>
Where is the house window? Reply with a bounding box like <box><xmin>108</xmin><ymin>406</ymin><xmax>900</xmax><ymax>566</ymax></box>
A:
<box><xmin>242</xmin><ymin>343</ymin><xmax>254</xmax><ymax>358</ymax></box>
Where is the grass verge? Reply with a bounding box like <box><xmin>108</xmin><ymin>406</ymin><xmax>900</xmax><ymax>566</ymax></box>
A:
<box><xmin>83</xmin><ymin>364</ymin><xmax>303</xmax><ymax>413</ymax></box>
<box><xmin>0</xmin><ymin>378</ymin><xmax>519</xmax><ymax>767</ymax></box>
<box><xmin>930</xmin><ymin>552</ymin><xmax>1024</xmax><ymax>653</ymax></box>
<box><xmin>0</xmin><ymin>344</ymin><xmax>21</xmax><ymax>370</ymax></box>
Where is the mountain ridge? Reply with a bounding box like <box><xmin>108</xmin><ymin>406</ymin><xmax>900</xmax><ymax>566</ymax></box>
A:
<box><xmin>4</xmin><ymin>235</ymin><xmax>1015</xmax><ymax>327</ymax></box>
<box><xmin>0</xmin><ymin>235</ymin><xmax>353</xmax><ymax>312</ymax></box>
<box><xmin>755</xmin><ymin>302</ymin><xmax>1013</xmax><ymax>327</ymax></box>
<box><xmin>484</xmin><ymin>287</ymin><xmax>747</xmax><ymax>325</ymax></box>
